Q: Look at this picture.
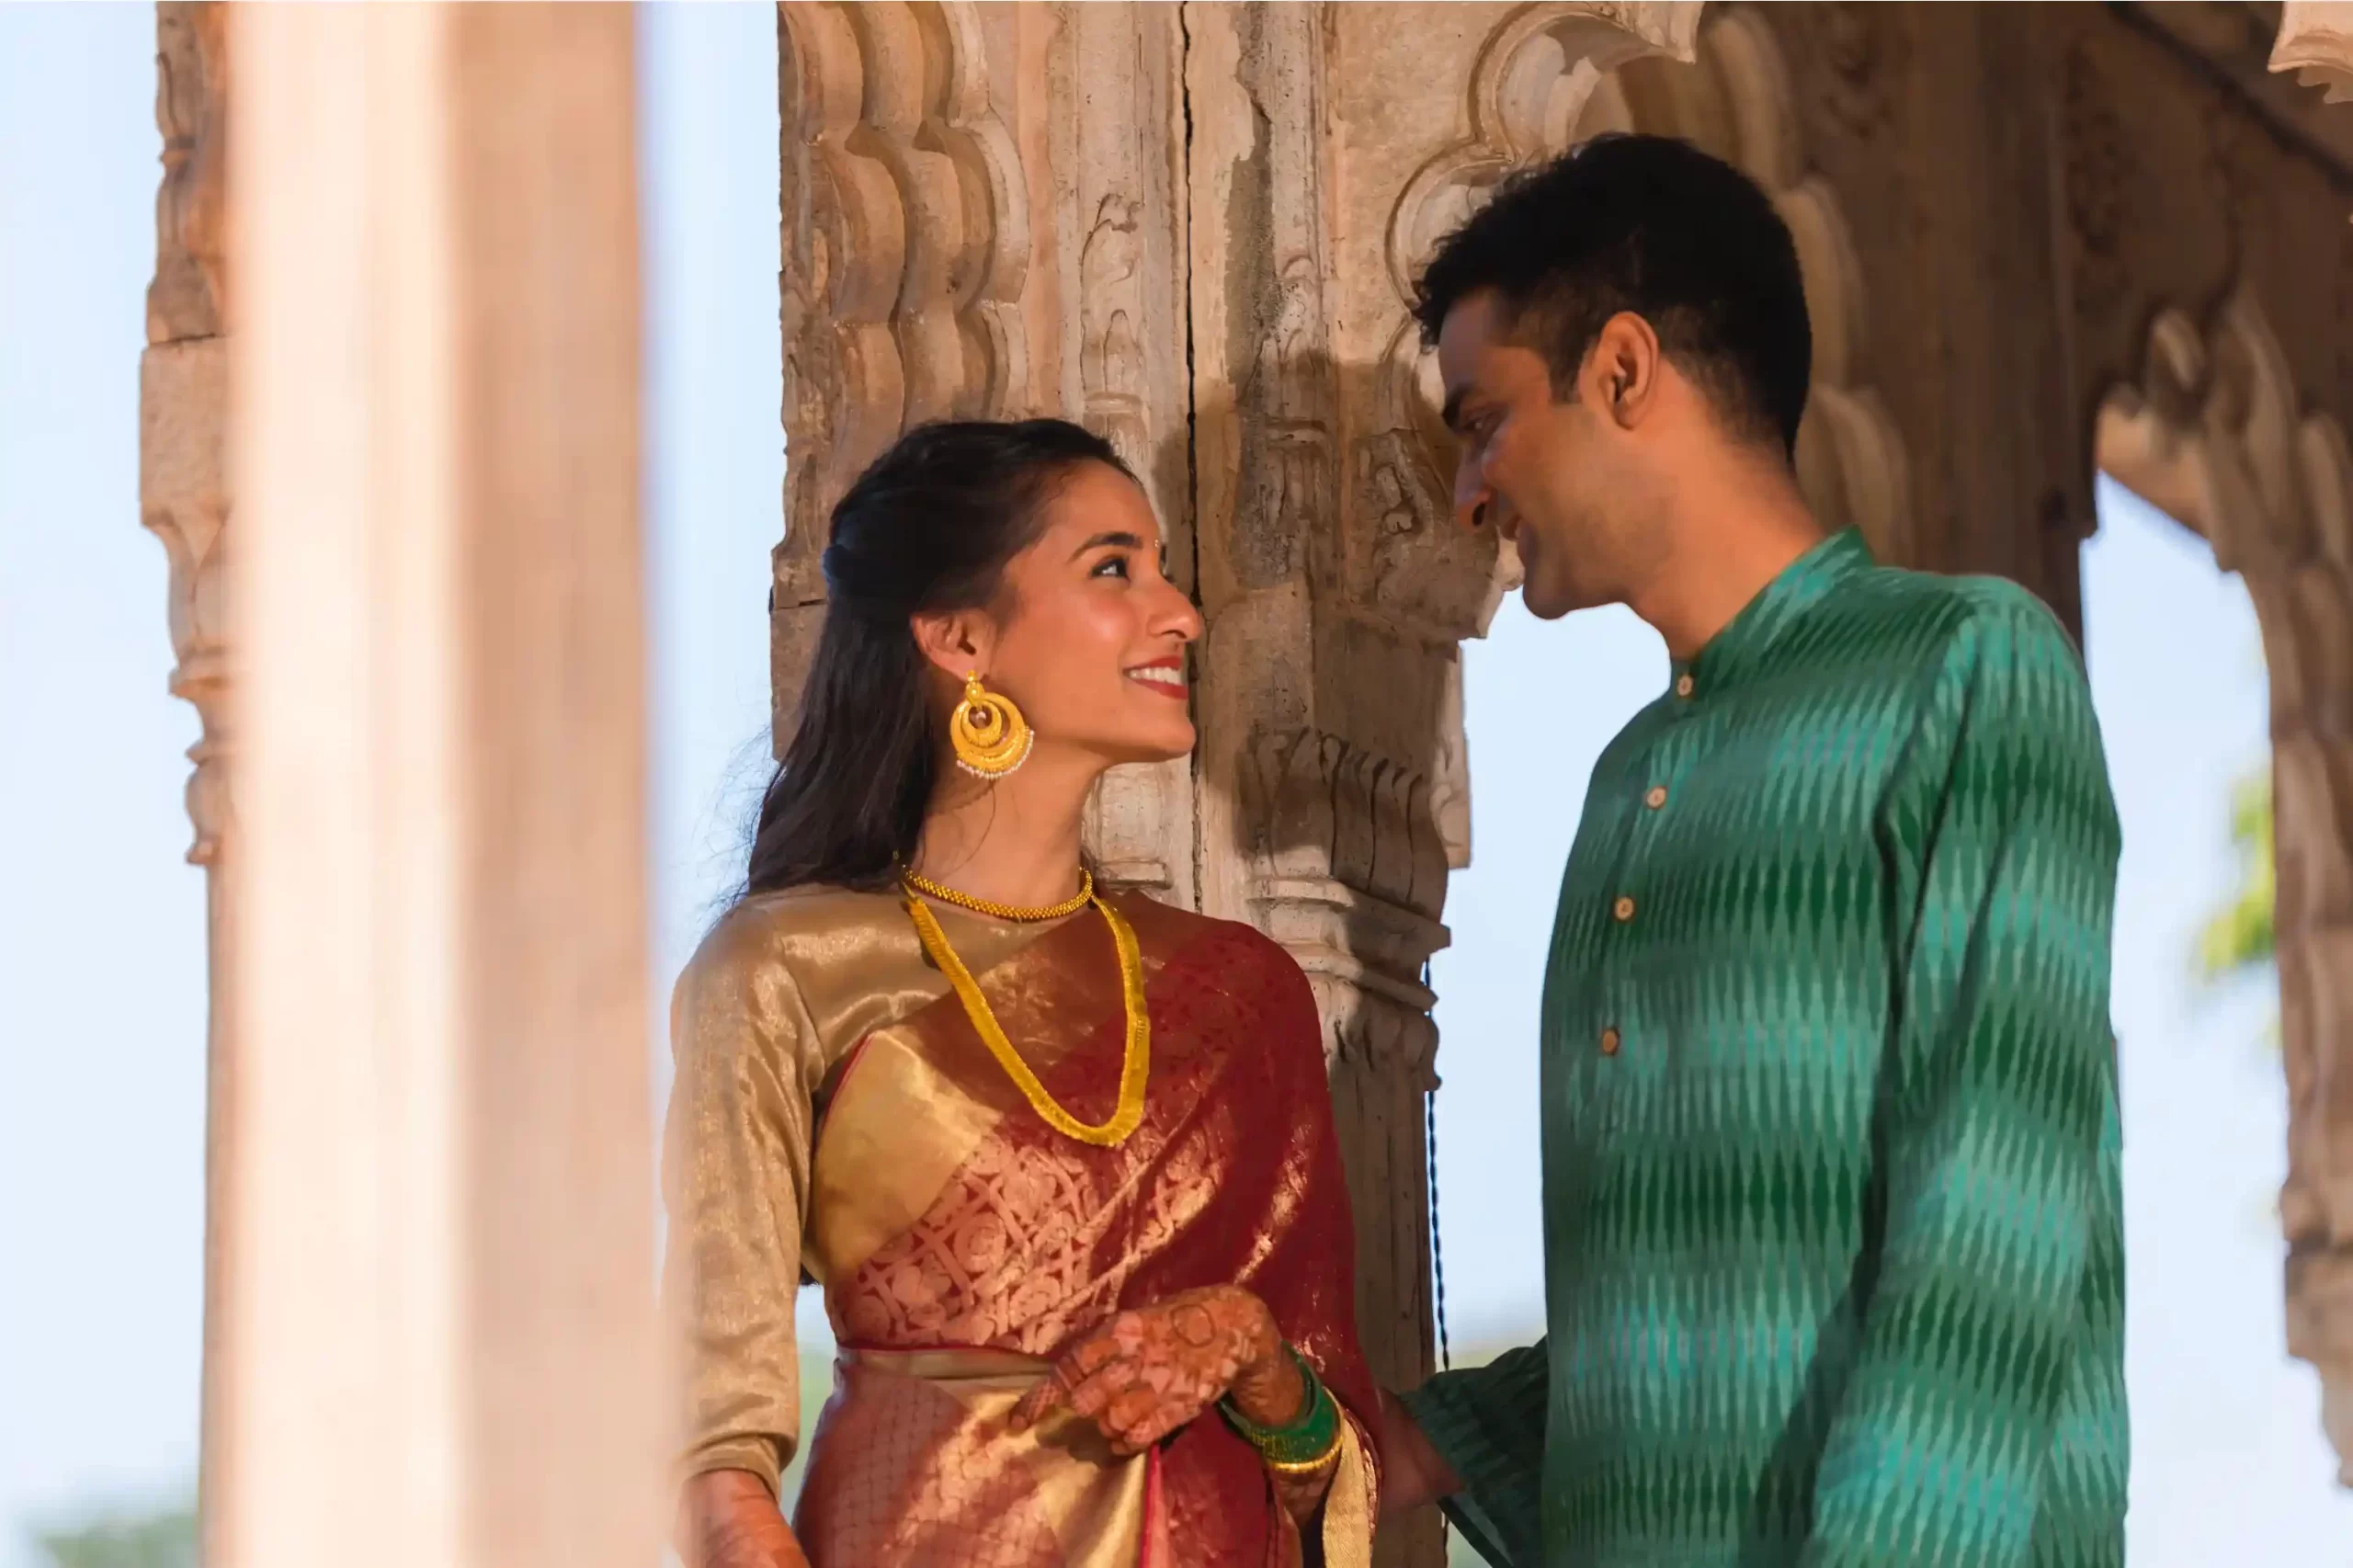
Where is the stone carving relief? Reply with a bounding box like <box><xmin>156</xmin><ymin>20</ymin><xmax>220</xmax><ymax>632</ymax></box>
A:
<box><xmin>773</xmin><ymin>1</ymin><xmax>1030</xmax><ymax>618</ymax></box>
<box><xmin>143</xmin><ymin>0</ymin><xmax>233</xmax><ymax>866</ymax></box>
<box><xmin>2274</xmin><ymin>1</ymin><xmax>2353</xmax><ymax>104</ymax></box>
<box><xmin>1079</xmin><ymin>192</ymin><xmax>1150</xmax><ymax>474</ymax></box>
<box><xmin>1250</xmin><ymin>729</ymin><xmax>1452</xmax><ymax>1080</ymax></box>
<box><xmin>2097</xmin><ymin>292</ymin><xmax>2353</xmax><ymax>1482</ymax></box>
<box><xmin>2061</xmin><ymin>34</ymin><xmax>2140</xmax><ymax>335</ymax></box>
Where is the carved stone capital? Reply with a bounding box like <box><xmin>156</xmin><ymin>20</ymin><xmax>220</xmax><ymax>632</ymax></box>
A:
<box><xmin>140</xmin><ymin>337</ymin><xmax>233</xmax><ymax>864</ymax></box>
<box><xmin>1250</xmin><ymin>729</ymin><xmax>1452</xmax><ymax>1079</ymax></box>
<box><xmin>144</xmin><ymin>2</ymin><xmax>233</xmax><ymax>866</ymax></box>
<box><xmin>151</xmin><ymin>2</ymin><xmax>230</xmax><ymax>346</ymax></box>
<box><xmin>2274</xmin><ymin>2</ymin><xmax>2353</xmax><ymax>104</ymax></box>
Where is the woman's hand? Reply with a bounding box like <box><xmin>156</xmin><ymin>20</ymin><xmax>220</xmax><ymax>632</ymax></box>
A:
<box><xmin>677</xmin><ymin>1470</ymin><xmax>811</xmax><ymax>1568</ymax></box>
<box><xmin>1006</xmin><ymin>1285</ymin><xmax>1306</xmax><ymax>1455</ymax></box>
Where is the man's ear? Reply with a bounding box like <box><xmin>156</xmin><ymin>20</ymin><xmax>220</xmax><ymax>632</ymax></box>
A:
<box><xmin>1586</xmin><ymin>312</ymin><xmax>1662</xmax><ymax>431</ymax></box>
<box><xmin>909</xmin><ymin>608</ymin><xmax>992</xmax><ymax>683</ymax></box>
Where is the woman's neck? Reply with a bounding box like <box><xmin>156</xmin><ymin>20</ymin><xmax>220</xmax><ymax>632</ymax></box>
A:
<box><xmin>907</xmin><ymin>744</ymin><xmax>1099</xmax><ymax>909</ymax></box>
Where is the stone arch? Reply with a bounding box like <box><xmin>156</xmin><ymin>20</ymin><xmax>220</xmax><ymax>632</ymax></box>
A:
<box><xmin>2097</xmin><ymin>290</ymin><xmax>2353</xmax><ymax>1481</ymax></box>
<box><xmin>1372</xmin><ymin>1</ymin><xmax>1913</xmax><ymax>658</ymax></box>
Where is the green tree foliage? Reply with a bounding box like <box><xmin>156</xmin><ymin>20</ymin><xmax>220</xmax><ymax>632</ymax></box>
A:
<box><xmin>2197</xmin><ymin>767</ymin><xmax>2277</xmax><ymax>981</ymax></box>
<box><xmin>29</xmin><ymin>1500</ymin><xmax>196</xmax><ymax>1568</ymax></box>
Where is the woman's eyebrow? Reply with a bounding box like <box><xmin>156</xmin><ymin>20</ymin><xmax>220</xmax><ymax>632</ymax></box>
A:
<box><xmin>1070</xmin><ymin>529</ymin><xmax>1148</xmax><ymax>558</ymax></box>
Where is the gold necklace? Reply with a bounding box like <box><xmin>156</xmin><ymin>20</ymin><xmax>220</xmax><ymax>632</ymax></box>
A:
<box><xmin>901</xmin><ymin>883</ymin><xmax>1149</xmax><ymax>1148</ymax></box>
<box><xmin>902</xmin><ymin>864</ymin><xmax>1096</xmax><ymax>923</ymax></box>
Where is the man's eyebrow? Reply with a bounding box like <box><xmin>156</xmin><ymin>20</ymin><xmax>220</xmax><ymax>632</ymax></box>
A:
<box><xmin>1070</xmin><ymin>529</ymin><xmax>1148</xmax><ymax>559</ymax></box>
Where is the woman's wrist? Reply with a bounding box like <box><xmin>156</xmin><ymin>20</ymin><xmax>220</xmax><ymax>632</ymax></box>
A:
<box><xmin>1227</xmin><ymin>1338</ymin><xmax>1309</xmax><ymax>1428</ymax></box>
<box><xmin>1220</xmin><ymin>1340</ymin><xmax>1345</xmax><ymax>1476</ymax></box>
<box><xmin>1220</xmin><ymin>1291</ymin><xmax>1305</xmax><ymax>1427</ymax></box>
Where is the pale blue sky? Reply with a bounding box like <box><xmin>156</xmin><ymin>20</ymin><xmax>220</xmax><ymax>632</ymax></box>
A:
<box><xmin>4</xmin><ymin>6</ymin><xmax>2347</xmax><ymax>1563</ymax></box>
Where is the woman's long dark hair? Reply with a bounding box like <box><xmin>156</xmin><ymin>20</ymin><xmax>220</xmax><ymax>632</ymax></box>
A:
<box><xmin>744</xmin><ymin>418</ymin><xmax>1132</xmax><ymax>898</ymax></box>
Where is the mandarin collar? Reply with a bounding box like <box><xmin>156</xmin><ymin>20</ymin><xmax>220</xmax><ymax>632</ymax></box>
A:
<box><xmin>1667</xmin><ymin>528</ymin><xmax>1873</xmax><ymax>703</ymax></box>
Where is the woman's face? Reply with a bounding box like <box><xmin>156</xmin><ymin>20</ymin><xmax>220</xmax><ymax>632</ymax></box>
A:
<box><xmin>961</xmin><ymin>461</ymin><xmax>1203</xmax><ymax>768</ymax></box>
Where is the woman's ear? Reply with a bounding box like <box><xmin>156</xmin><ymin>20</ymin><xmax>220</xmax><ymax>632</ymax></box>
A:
<box><xmin>909</xmin><ymin>608</ymin><xmax>992</xmax><ymax>682</ymax></box>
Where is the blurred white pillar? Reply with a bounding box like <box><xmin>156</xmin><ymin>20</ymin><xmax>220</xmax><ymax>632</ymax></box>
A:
<box><xmin>222</xmin><ymin>6</ymin><xmax>661</xmax><ymax>1566</ymax></box>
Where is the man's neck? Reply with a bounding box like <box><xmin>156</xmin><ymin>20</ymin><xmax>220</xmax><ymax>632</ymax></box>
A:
<box><xmin>1630</xmin><ymin>460</ymin><xmax>1826</xmax><ymax>662</ymax></box>
<box><xmin>908</xmin><ymin>745</ymin><xmax>1097</xmax><ymax>909</ymax></box>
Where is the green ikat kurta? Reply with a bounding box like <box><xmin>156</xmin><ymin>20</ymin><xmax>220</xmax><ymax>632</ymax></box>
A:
<box><xmin>1408</xmin><ymin>529</ymin><xmax>2126</xmax><ymax>1568</ymax></box>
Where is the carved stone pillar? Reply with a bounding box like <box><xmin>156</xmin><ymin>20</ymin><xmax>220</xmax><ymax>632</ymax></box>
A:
<box><xmin>139</xmin><ymin>4</ymin><xmax>233</xmax><ymax>1554</ymax></box>
<box><xmin>222</xmin><ymin>6</ymin><xmax>661</xmax><ymax>1564</ymax></box>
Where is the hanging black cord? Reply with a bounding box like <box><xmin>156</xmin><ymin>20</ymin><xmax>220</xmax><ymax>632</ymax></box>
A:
<box><xmin>1425</xmin><ymin>959</ymin><xmax>1451</xmax><ymax>1374</ymax></box>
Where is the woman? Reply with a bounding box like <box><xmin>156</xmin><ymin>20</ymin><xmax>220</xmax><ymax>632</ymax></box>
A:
<box><xmin>665</xmin><ymin>419</ymin><xmax>1382</xmax><ymax>1567</ymax></box>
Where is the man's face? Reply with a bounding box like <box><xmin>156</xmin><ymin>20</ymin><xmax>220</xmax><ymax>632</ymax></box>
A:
<box><xmin>1436</xmin><ymin>291</ymin><xmax>1634</xmax><ymax>620</ymax></box>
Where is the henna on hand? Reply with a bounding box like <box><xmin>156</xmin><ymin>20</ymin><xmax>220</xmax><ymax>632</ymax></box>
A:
<box><xmin>1007</xmin><ymin>1284</ymin><xmax>1296</xmax><ymax>1457</ymax></box>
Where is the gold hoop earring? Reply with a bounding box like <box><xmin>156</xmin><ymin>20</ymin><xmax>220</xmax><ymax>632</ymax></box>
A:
<box><xmin>950</xmin><ymin>672</ymin><xmax>1033</xmax><ymax>778</ymax></box>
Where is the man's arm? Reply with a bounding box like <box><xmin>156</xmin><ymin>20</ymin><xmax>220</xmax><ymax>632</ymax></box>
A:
<box><xmin>1375</xmin><ymin>1387</ymin><xmax>1463</xmax><ymax>1515</ymax></box>
<box><xmin>1393</xmin><ymin>1338</ymin><xmax>1551</xmax><ymax>1566</ymax></box>
<box><xmin>1801</xmin><ymin>601</ymin><xmax>2122</xmax><ymax>1568</ymax></box>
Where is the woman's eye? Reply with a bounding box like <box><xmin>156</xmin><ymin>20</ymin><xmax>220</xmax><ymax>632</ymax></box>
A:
<box><xmin>1091</xmin><ymin>555</ymin><xmax>1131</xmax><ymax>579</ymax></box>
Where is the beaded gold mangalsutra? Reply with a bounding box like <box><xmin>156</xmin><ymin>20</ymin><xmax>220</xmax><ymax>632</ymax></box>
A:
<box><xmin>900</xmin><ymin>869</ymin><xmax>1149</xmax><ymax>1148</ymax></box>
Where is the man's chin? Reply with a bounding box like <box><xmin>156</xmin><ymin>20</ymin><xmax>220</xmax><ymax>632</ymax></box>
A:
<box><xmin>1518</xmin><ymin>577</ymin><xmax>1586</xmax><ymax>621</ymax></box>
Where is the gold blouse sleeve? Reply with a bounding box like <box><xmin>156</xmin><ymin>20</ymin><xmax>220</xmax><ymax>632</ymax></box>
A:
<box><xmin>660</xmin><ymin>904</ymin><xmax>826</xmax><ymax>1497</ymax></box>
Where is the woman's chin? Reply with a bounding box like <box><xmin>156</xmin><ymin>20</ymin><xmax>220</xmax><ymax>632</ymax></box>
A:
<box><xmin>1099</xmin><ymin>722</ymin><xmax>1196</xmax><ymax>767</ymax></box>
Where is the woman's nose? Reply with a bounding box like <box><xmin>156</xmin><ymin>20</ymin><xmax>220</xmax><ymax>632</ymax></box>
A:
<box><xmin>1155</xmin><ymin>578</ymin><xmax>1205</xmax><ymax>642</ymax></box>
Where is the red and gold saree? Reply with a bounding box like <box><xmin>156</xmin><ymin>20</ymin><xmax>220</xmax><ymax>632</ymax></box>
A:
<box><xmin>663</xmin><ymin>885</ymin><xmax>1381</xmax><ymax>1567</ymax></box>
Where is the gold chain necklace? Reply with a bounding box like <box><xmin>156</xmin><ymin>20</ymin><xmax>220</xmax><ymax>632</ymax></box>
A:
<box><xmin>901</xmin><ymin>881</ymin><xmax>1149</xmax><ymax>1148</ymax></box>
<box><xmin>901</xmin><ymin>864</ymin><xmax>1095</xmax><ymax>923</ymax></box>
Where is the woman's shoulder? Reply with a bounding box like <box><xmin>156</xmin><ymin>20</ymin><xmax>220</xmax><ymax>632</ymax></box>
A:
<box><xmin>685</xmin><ymin>882</ymin><xmax>910</xmax><ymax>988</ymax></box>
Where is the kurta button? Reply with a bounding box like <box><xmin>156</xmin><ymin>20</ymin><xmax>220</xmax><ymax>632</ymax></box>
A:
<box><xmin>1612</xmin><ymin>895</ymin><xmax>1636</xmax><ymax>922</ymax></box>
<box><xmin>1600</xmin><ymin>1027</ymin><xmax>1621</xmax><ymax>1056</ymax></box>
<box><xmin>1643</xmin><ymin>785</ymin><xmax>1667</xmax><ymax>810</ymax></box>
<box><xmin>1675</xmin><ymin>674</ymin><xmax>1695</xmax><ymax>699</ymax></box>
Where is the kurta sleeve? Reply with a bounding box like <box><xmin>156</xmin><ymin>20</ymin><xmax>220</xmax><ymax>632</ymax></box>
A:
<box><xmin>1402</xmin><ymin>1338</ymin><xmax>1551</xmax><ymax>1567</ymax></box>
<box><xmin>660</xmin><ymin>910</ymin><xmax>824</xmax><ymax>1497</ymax></box>
<box><xmin>1801</xmin><ymin>597</ymin><xmax>2122</xmax><ymax>1568</ymax></box>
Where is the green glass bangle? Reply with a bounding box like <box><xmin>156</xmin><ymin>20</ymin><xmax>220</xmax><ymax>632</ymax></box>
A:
<box><xmin>1218</xmin><ymin>1346</ymin><xmax>1342</xmax><ymax>1471</ymax></box>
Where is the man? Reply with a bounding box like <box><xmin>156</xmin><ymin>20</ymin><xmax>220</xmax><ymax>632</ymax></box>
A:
<box><xmin>1375</xmin><ymin>134</ymin><xmax>2127</xmax><ymax>1568</ymax></box>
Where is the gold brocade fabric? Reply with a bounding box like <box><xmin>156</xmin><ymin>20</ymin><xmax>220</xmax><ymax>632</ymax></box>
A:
<box><xmin>661</xmin><ymin>886</ymin><xmax>1381</xmax><ymax>1567</ymax></box>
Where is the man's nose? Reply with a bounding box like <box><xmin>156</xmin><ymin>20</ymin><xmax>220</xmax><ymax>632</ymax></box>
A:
<box><xmin>1453</xmin><ymin>462</ymin><xmax>1492</xmax><ymax>531</ymax></box>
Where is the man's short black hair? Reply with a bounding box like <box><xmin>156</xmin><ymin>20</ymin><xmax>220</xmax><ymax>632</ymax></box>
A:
<box><xmin>1415</xmin><ymin>133</ymin><xmax>1811</xmax><ymax>457</ymax></box>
